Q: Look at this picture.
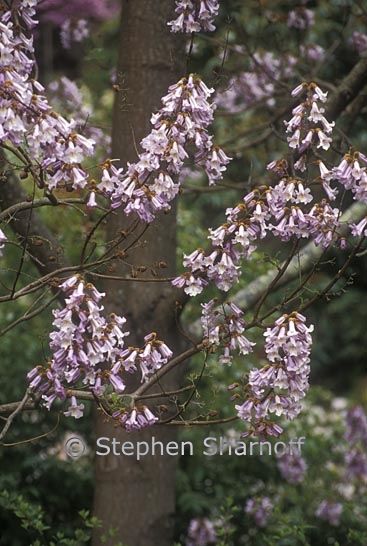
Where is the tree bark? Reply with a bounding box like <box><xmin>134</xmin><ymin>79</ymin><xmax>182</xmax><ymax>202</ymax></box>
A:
<box><xmin>92</xmin><ymin>3</ymin><xmax>185</xmax><ymax>545</ymax></box>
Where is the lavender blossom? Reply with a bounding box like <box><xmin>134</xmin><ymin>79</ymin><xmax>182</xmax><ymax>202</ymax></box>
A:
<box><xmin>168</xmin><ymin>1</ymin><xmax>220</xmax><ymax>33</ymax></box>
<box><xmin>235</xmin><ymin>312</ymin><xmax>313</xmax><ymax>437</ymax></box>
<box><xmin>27</xmin><ymin>276</ymin><xmax>172</xmax><ymax>427</ymax></box>
<box><xmin>201</xmin><ymin>299</ymin><xmax>255</xmax><ymax>366</ymax></box>
<box><xmin>315</xmin><ymin>500</ymin><xmax>343</xmax><ymax>526</ymax></box>
<box><xmin>287</xmin><ymin>8</ymin><xmax>314</xmax><ymax>30</ymax></box>
<box><xmin>344</xmin><ymin>406</ymin><xmax>367</xmax><ymax>486</ymax></box>
<box><xmin>216</xmin><ymin>52</ymin><xmax>297</xmax><ymax>113</ymax></box>
<box><xmin>113</xmin><ymin>406</ymin><xmax>159</xmax><ymax>432</ymax></box>
<box><xmin>60</xmin><ymin>18</ymin><xmax>89</xmax><ymax>49</ymax></box>
<box><xmin>245</xmin><ymin>497</ymin><xmax>273</xmax><ymax>527</ymax></box>
<box><xmin>98</xmin><ymin>74</ymin><xmax>231</xmax><ymax>221</ymax></box>
<box><xmin>300</xmin><ymin>43</ymin><xmax>325</xmax><ymax>62</ymax></box>
<box><xmin>0</xmin><ymin>3</ymin><xmax>96</xmax><ymax>192</ymax></box>
<box><xmin>332</xmin><ymin>152</ymin><xmax>367</xmax><ymax>204</ymax></box>
<box><xmin>285</xmin><ymin>82</ymin><xmax>334</xmax><ymax>153</ymax></box>
<box><xmin>64</xmin><ymin>396</ymin><xmax>85</xmax><ymax>419</ymax></box>
<box><xmin>186</xmin><ymin>517</ymin><xmax>217</xmax><ymax>546</ymax></box>
<box><xmin>349</xmin><ymin>31</ymin><xmax>367</xmax><ymax>56</ymax></box>
<box><xmin>48</xmin><ymin>76</ymin><xmax>111</xmax><ymax>152</ymax></box>
<box><xmin>277</xmin><ymin>448</ymin><xmax>308</xmax><ymax>484</ymax></box>
<box><xmin>173</xmin><ymin>174</ymin><xmax>341</xmax><ymax>297</ymax></box>
<box><xmin>37</xmin><ymin>0</ymin><xmax>119</xmax><ymax>26</ymax></box>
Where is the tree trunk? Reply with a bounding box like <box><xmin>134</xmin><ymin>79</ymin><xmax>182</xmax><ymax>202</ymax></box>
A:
<box><xmin>92</xmin><ymin>2</ymin><xmax>185</xmax><ymax>545</ymax></box>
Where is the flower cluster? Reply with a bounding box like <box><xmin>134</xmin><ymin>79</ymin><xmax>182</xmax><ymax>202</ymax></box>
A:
<box><xmin>174</xmin><ymin>82</ymin><xmax>367</xmax><ymax>298</ymax></box>
<box><xmin>37</xmin><ymin>0</ymin><xmax>119</xmax><ymax>26</ymax></box>
<box><xmin>315</xmin><ymin>500</ymin><xmax>343</xmax><ymax>526</ymax></box>
<box><xmin>245</xmin><ymin>497</ymin><xmax>273</xmax><ymax>527</ymax></box>
<box><xmin>60</xmin><ymin>18</ymin><xmax>89</xmax><ymax>50</ymax></box>
<box><xmin>285</xmin><ymin>82</ymin><xmax>334</xmax><ymax>153</ymax></box>
<box><xmin>282</xmin><ymin>85</ymin><xmax>367</xmax><ymax>220</ymax></box>
<box><xmin>287</xmin><ymin>7</ymin><xmax>314</xmax><ymax>30</ymax></box>
<box><xmin>186</xmin><ymin>517</ymin><xmax>217</xmax><ymax>546</ymax></box>
<box><xmin>277</xmin><ymin>448</ymin><xmax>307</xmax><ymax>485</ymax></box>
<box><xmin>172</xmin><ymin>180</ymin><xmax>342</xmax><ymax>296</ymax></box>
<box><xmin>349</xmin><ymin>31</ymin><xmax>367</xmax><ymax>56</ymax></box>
<box><xmin>0</xmin><ymin>2</ymin><xmax>95</xmax><ymax>191</ymax></box>
<box><xmin>328</xmin><ymin>152</ymin><xmax>367</xmax><ymax>204</ymax></box>
<box><xmin>300</xmin><ymin>43</ymin><xmax>325</xmax><ymax>62</ymax></box>
<box><xmin>27</xmin><ymin>276</ymin><xmax>172</xmax><ymax>426</ymax></box>
<box><xmin>168</xmin><ymin>0</ymin><xmax>220</xmax><ymax>33</ymax></box>
<box><xmin>344</xmin><ymin>406</ymin><xmax>367</xmax><ymax>488</ymax></box>
<box><xmin>48</xmin><ymin>76</ymin><xmax>111</xmax><ymax>153</ymax></box>
<box><xmin>216</xmin><ymin>51</ymin><xmax>297</xmax><ymax>113</ymax></box>
<box><xmin>37</xmin><ymin>1</ymin><xmax>119</xmax><ymax>50</ymax></box>
<box><xmin>111</xmin><ymin>406</ymin><xmax>159</xmax><ymax>432</ymax></box>
<box><xmin>96</xmin><ymin>74</ymin><xmax>231</xmax><ymax>222</ymax></box>
<box><xmin>235</xmin><ymin>313</ymin><xmax>313</xmax><ymax>437</ymax></box>
<box><xmin>200</xmin><ymin>299</ymin><xmax>255</xmax><ymax>366</ymax></box>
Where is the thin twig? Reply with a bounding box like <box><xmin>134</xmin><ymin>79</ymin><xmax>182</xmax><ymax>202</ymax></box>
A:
<box><xmin>0</xmin><ymin>390</ymin><xmax>30</xmax><ymax>441</ymax></box>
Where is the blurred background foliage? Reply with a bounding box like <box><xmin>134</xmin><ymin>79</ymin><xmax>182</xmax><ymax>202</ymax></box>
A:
<box><xmin>1</xmin><ymin>0</ymin><xmax>366</xmax><ymax>544</ymax></box>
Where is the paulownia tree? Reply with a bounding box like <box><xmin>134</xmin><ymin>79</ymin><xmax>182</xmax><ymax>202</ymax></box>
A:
<box><xmin>0</xmin><ymin>1</ymin><xmax>367</xmax><ymax>545</ymax></box>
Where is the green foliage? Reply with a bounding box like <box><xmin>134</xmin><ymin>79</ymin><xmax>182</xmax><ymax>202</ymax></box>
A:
<box><xmin>0</xmin><ymin>494</ymin><xmax>128</xmax><ymax>546</ymax></box>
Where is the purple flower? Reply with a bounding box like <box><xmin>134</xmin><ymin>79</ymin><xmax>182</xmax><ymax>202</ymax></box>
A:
<box><xmin>349</xmin><ymin>31</ymin><xmax>367</xmax><ymax>56</ymax></box>
<box><xmin>332</xmin><ymin>153</ymin><xmax>367</xmax><ymax>204</ymax></box>
<box><xmin>186</xmin><ymin>517</ymin><xmax>217</xmax><ymax>546</ymax></box>
<box><xmin>200</xmin><ymin>299</ymin><xmax>255</xmax><ymax>365</ymax></box>
<box><xmin>235</xmin><ymin>312</ymin><xmax>313</xmax><ymax>437</ymax></box>
<box><xmin>168</xmin><ymin>1</ymin><xmax>220</xmax><ymax>34</ymax></box>
<box><xmin>245</xmin><ymin>497</ymin><xmax>273</xmax><ymax>527</ymax></box>
<box><xmin>0</xmin><ymin>6</ymin><xmax>96</xmax><ymax>193</ymax></box>
<box><xmin>99</xmin><ymin>74</ymin><xmax>230</xmax><ymax>222</ymax></box>
<box><xmin>285</xmin><ymin>83</ymin><xmax>333</xmax><ymax>152</ymax></box>
<box><xmin>287</xmin><ymin>8</ymin><xmax>314</xmax><ymax>30</ymax></box>
<box><xmin>344</xmin><ymin>406</ymin><xmax>367</xmax><ymax>445</ymax></box>
<box><xmin>37</xmin><ymin>0</ymin><xmax>119</xmax><ymax>26</ymax></box>
<box><xmin>344</xmin><ymin>406</ymin><xmax>367</xmax><ymax>486</ymax></box>
<box><xmin>216</xmin><ymin>51</ymin><xmax>297</xmax><ymax>113</ymax></box>
<box><xmin>277</xmin><ymin>449</ymin><xmax>307</xmax><ymax>485</ymax></box>
<box><xmin>64</xmin><ymin>396</ymin><xmax>85</xmax><ymax>419</ymax></box>
<box><xmin>315</xmin><ymin>501</ymin><xmax>343</xmax><ymax>526</ymax></box>
<box><xmin>123</xmin><ymin>407</ymin><xmax>158</xmax><ymax>432</ymax></box>
<box><xmin>60</xmin><ymin>18</ymin><xmax>89</xmax><ymax>49</ymax></box>
<box><xmin>27</xmin><ymin>276</ymin><xmax>172</xmax><ymax>429</ymax></box>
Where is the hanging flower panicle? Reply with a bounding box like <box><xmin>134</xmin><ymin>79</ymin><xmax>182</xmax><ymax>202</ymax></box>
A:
<box><xmin>315</xmin><ymin>501</ymin><xmax>343</xmax><ymax>526</ymax></box>
<box><xmin>245</xmin><ymin>497</ymin><xmax>273</xmax><ymax>527</ymax></box>
<box><xmin>235</xmin><ymin>312</ymin><xmax>313</xmax><ymax>438</ymax></box>
<box><xmin>97</xmin><ymin>74</ymin><xmax>231</xmax><ymax>222</ymax></box>
<box><xmin>27</xmin><ymin>276</ymin><xmax>172</xmax><ymax>428</ymax></box>
<box><xmin>201</xmin><ymin>299</ymin><xmax>255</xmax><ymax>366</ymax></box>
<box><xmin>277</xmin><ymin>447</ymin><xmax>308</xmax><ymax>484</ymax></box>
<box><xmin>343</xmin><ymin>406</ymin><xmax>367</xmax><ymax>487</ymax></box>
<box><xmin>172</xmin><ymin>185</ymin><xmax>342</xmax><ymax>296</ymax></box>
<box><xmin>285</xmin><ymin>82</ymin><xmax>334</xmax><ymax>153</ymax></box>
<box><xmin>0</xmin><ymin>3</ymin><xmax>96</xmax><ymax>192</ymax></box>
<box><xmin>168</xmin><ymin>0</ymin><xmax>220</xmax><ymax>33</ymax></box>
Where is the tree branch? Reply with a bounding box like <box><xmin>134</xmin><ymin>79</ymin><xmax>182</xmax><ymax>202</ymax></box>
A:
<box><xmin>0</xmin><ymin>390</ymin><xmax>30</xmax><ymax>441</ymax></box>
<box><xmin>325</xmin><ymin>56</ymin><xmax>367</xmax><ymax>120</ymax></box>
<box><xmin>0</xmin><ymin>167</ymin><xmax>68</xmax><ymax>278</ymax></box>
